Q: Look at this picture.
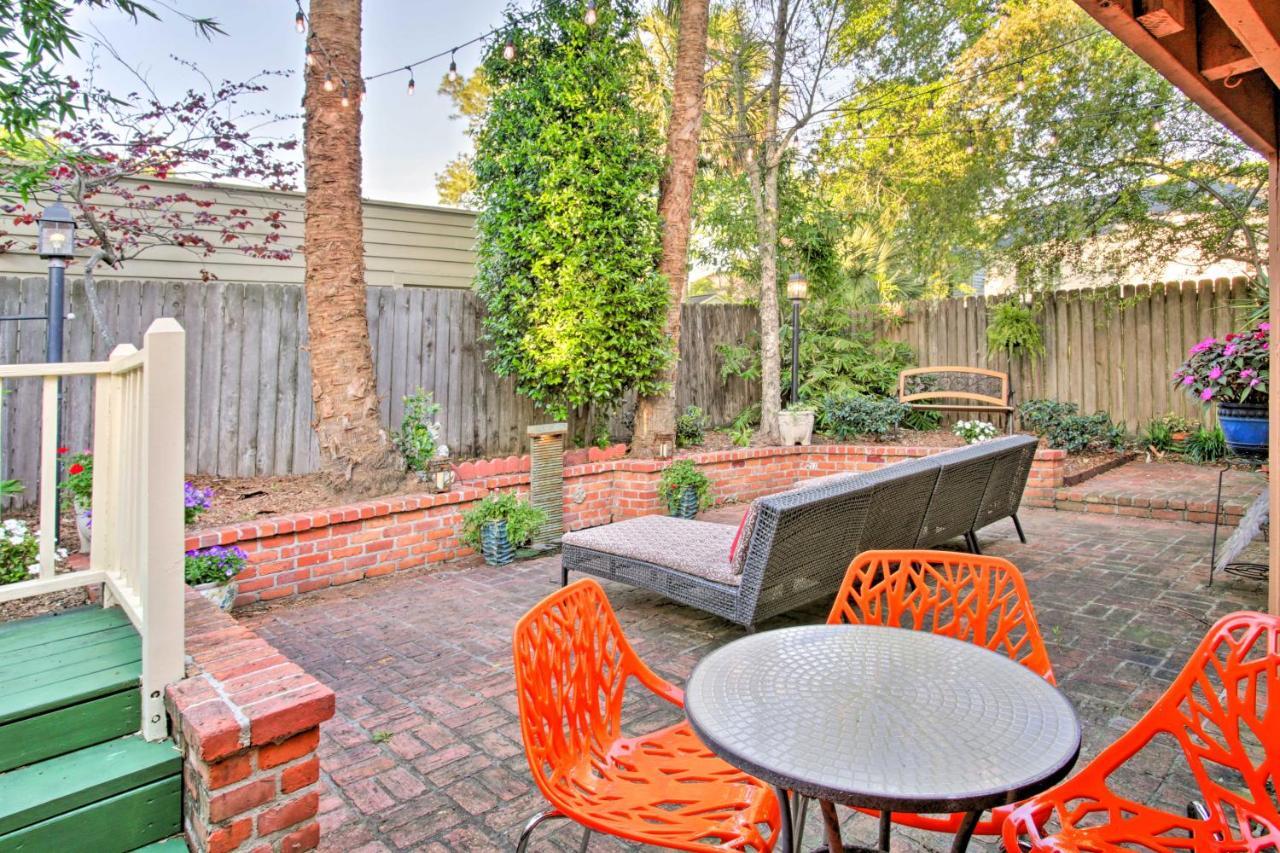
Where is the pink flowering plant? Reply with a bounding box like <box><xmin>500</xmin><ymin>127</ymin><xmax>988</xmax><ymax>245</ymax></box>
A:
<box><xmin>1173</xmin><ymin>323</ymin><xmax>1270</xmax><ymax>405</ymax></box>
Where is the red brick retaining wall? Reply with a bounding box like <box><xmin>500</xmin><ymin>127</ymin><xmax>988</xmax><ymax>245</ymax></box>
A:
<box><xmin>167</xmin><ymin>589</ymin><xmax>335</xmax><ymax>852</ymax></box>
<box><xmin>189</xmin><ymin>444</ymin><xmax>1065</xmax><ymax>608</ymax></box>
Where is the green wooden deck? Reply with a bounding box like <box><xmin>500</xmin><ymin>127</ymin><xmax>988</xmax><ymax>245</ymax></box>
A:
<box><xmin>0</xmin><ymin>607</ymin><xmax>182</xmax><ymax>852</ymax></box>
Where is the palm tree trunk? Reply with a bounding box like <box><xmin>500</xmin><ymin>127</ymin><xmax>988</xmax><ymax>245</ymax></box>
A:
<box><xmin>303</xmin><ymin>0</ymin><xmax>400</xmax><ymax>494</ymax></box>
<box><xmin>632</xmin><ymin>0</ymin><xmax>710</xmax><ymax>456</ymax></box>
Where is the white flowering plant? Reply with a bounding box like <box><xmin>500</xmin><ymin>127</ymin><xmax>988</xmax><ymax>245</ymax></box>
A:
<box><xmin>0</xmin><ymin>519</ymin><xmax>66</xmax><ymax>585</ymax></box>
<box><xmin>394</xmin><ymin>389</ymin><xmax>448</xmax><ymax>473</ymax></box>
<box><xmin>953</xmin><ymin>420</ymin><xmax>999</xmax><ymax>445</ymax></box>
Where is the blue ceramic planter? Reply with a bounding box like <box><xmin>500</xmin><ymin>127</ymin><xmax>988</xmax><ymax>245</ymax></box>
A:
<box><xmin>1218</xmin><ymin>402</ymin><xmax>1268</xmax><ymax>459</ymax></box>
<box><xmin>675</xmin><ymin>486</ymin><xmax>700</xmax><ymax>520</ymax></box>
<box><xmin>481</xmin><ymin>519</ymin><xmax>514</xmax><ymax>566</ymax></box>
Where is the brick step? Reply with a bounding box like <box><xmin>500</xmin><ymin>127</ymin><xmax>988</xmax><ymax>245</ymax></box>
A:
<box><xmin>1052</xmin><ymin>490</ymin><xmax>1253</xmax><ymax>524</ymax></box>
<box><xmin>0</xmin><ymin>734</ymin><xmax>180</xmax><ymax>851</ymax></box>
<box><xmin>0</xmin><ymin>606</ymin><xmax>141</xmax><ymax>772</ymax></box>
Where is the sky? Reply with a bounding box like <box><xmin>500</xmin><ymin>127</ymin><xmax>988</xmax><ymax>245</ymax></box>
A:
<box><xmin>67</xmin><ymin>0</ymin><xmax>513</xmax><ymax>207</ymax></box>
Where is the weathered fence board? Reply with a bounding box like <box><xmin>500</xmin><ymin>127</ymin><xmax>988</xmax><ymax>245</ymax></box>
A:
<box><xmin>877</xmin><ymin>277</ymin><xmax>1250</xmax><ymax>430</ymax></box>
<box><xmin>0</xmin><ymin>275</ymin><xmax>1253</xmax><ymax>498</ymax></box>
<box><xmin>0</xmin><ymin>279</ymin><xmax>760</xmax><ymax>493</ymax></box>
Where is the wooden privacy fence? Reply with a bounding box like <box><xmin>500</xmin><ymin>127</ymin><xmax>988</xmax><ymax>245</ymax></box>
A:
<box><xmin>878</xmin><ymin>277</ymin><xmax>1251</xmax><ymax>430</ymax></box>
<box><xmin>0</xmin><ymin>277</ymin><xmax>758</xmax><ymax>490</ymax></box>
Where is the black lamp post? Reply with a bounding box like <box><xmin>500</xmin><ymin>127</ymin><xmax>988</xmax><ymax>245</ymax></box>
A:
<box><xmin>37</xmin><ymin>202</ymin><xmax>76</xmax><ymax>545</ymax></box>
<box><xmin>38</xmin><ymin>202</ymin><xmax>76</xmax><ymax>364</ymax></box>
<box><xmin>787</xmin><ymin>272</ymin><xmax>808</xmax><ymax>406</ymax></box>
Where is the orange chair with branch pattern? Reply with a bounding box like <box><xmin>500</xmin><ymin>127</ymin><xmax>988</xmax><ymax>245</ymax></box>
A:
<box><xmin>825</xmin><ymin>549</ymin><xmax>1057</xmax><ymax>839</ymax></box>
<box><xmin>1003</xmin><ymin>611</ymin><xmax>1279</xmax><ymax>852</ymax></box>
<box><xmin>512</xmin><ymin>578</ymin><xmax>782</xmax><ymax>852</ymax></box>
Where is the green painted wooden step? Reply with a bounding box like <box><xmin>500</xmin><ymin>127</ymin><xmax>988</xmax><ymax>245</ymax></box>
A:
<box><xmin>0</xmin><ymin>606</ymin><xmax>141</xmax><ymax>773</ymax></box>
<box><xmin>0</xmin><ymin>735</ymin><xmax>181</xmax><ymax>852</ymax></box>
<box><xmin>130</xmin><ymin>838</ymin><xmax>187</xmax><ymax>851</ymax></box>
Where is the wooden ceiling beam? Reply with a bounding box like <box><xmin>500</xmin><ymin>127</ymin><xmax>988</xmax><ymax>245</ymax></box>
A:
<box><xmin>1198</xmin><ymin>3</ymin><xmax>1262</xmax><ymax>80</ymax></box>
<box><xmin>1073</xmin><ymin>0</ymin><xmax>1277</xmax><ymax>154</ymax></box>
<box><xmin>1205</xmin><ymin>0</ymin><xmax>1280</xmax><ymax>88</ymax></box>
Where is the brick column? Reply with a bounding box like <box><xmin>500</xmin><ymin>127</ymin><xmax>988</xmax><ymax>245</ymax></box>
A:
<box><xmin>167</xmin><ymin>590</ymin><xmax>335</xmax><ymax>852</ymax></box>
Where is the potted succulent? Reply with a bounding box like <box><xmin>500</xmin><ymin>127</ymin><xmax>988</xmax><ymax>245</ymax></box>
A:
<box><xmin>184</xmin><ymin>545</ymin><xmax>248</xmax><ymax>611</ymax></box>
<box><xmin>778</xmin><ymin>403</ymin><xmax>816</xmax><ymax>446</ymax></box>
<box><xmin>658</xmin><ymin>460</ymin><xmax>713</xmax><ymax>520</ymax></box>
<box><xmin>459</xmin><ymin>492</ymin><xmax>547</xmax><ymax>566</ymax></box>
<box><xmin>1174</xmin><ymin>324</ymin><xmax>1270</xmax><ymax>458</ymax></box>
<box><xmin>60</xmin><ymin>449</ymin><xmax>93</xmax><ymax>552</ymax></box>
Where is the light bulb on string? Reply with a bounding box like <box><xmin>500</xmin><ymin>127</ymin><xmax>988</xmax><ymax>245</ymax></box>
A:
<box><xmin>887</xmin><ymin>140</ymin><xmax>896</xmax><ymax>157</ymax></box>
<box><xmin>448</xmin><ymin>52</ymin><xmax>458</xmax><ymax>83</ymax></box>
<box><xmin>295</xmin><ymin>8</ymin><xmax>305</xmax><ymax>33</ymax></box>
<box><xmin>406</xmin><ymin>67</ymin><xmax>416</xmax><ymax>95</ymax></box>
<box><xmin>305</xmin><ymin>43</ymin><xmax>315</xmax><ymax>67</ymax></box>
<box><xmin>585</xmin><ymin>0</ymin><xmax>597</xmax><ymax>25</ymax></box>
<box><xmin>1015</xmin><ymin>71</ymin><xmax>1026</xmax><ymax>93</ymax></box>
<box><xmin>341</xmin><ymin>83</ymin><xmax>350</xmax><ymax>108</ymax></box>
<box><xmin>323</xmin><ymin>72</ymin><xmax>335</xmax><ymax>93</ymax></box>
<box><xmin>503</xmin><ymin>37</ymin><xmax>517</xmax><ymax>61</ymax></box>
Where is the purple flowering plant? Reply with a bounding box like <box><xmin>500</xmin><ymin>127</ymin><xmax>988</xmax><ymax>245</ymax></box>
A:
<box><xmin>184</xmin><ymin>482</ymin><xmax>213</xmax><ymax>524</ymax></box>
<box><xmin>1173</xmin><ymin>323</ymin><xmax>1270</xmax><ymax>405</ymax></box>
<box><xmin>184</xmin><ymin>545</ymin><xmax>247</xmax><ymax>586</ymax></box>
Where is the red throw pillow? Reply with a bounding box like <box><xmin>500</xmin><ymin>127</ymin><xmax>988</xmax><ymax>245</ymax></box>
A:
<box><xmin>728</xmin><ymin>507</ymin><xmax>750</xmax><ymax>562</ymax></box>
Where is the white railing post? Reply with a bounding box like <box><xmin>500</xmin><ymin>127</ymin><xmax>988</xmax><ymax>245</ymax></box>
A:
<box><xmin>36</xmin><ymin>376</ymin><xmax>59</xmax><ymax>579</ymax></box>
<box><xmin>139</xmin><ymin>319</ymin><xmax>186</xmax><ymax>741</ymax></box>
<box><xmin>91</xmin><ymin>345</ymin><xmax>136</xmax><ymax>586</ymax></box>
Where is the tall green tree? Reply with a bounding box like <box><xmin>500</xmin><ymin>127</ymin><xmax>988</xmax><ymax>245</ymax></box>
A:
<box><xmin>632</xmin><ymin>0</ymin><xmax>711</xmax><ymax>456</ymax></box>
<box><xmin>473</xmin><ymin>0</ymin><xmax>668</xmax><ymax>428</ymax></box>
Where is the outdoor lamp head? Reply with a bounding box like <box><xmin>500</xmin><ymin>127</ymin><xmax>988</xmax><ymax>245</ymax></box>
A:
<box><xmin>787</xmin><ymin>273</ymin><xmax>808</xmax><ymax>301</ymax></box>
<box><xmin>37</xmin><ymin>202</ymin><xmax>76</xmax><ymax>259</ymax></box>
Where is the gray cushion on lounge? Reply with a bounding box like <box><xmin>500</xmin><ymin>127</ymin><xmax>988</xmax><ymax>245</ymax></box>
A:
<box><xmin>561</xmin><ymin>516</ymin><xmax>741</xmax><ymax>586</ymax></box>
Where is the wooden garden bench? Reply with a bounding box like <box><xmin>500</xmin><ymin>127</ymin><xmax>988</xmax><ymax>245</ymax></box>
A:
<box><xmin>898</xmin><ymin>366</ymin><xmax>1015</xmax><ymax>433</ymax></box>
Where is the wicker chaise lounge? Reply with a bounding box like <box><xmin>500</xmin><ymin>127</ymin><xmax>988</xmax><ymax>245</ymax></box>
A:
<box><xmin>560</xmin><ymin>435</ymin><xmax>1038</xmax><ymax>629</ymax></box>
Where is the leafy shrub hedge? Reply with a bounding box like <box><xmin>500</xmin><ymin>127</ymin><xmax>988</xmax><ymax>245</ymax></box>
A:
<box><xmin>1019</xmin><ymin>398</ymin><xmax>1125</xmax><ymax>453</ymax></box>
<box><xmin>818</xmin><ymin>393</ymin><xmax>906</xmax><ymax>439</ymax></box>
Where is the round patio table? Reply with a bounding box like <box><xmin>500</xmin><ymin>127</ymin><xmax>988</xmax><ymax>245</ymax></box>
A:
<box><xmin>684</xmin><ymin>624</ymin><xmax>1081</xmax><ymax>853</ymax></box>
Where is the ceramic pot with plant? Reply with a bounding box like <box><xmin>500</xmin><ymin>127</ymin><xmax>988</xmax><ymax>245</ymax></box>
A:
<box><xmin>1174</xmin><ymin>323</ymin><xmax>1270</xmax><ymax>458</ymax></box>
<box><xmin>460</xmin><ymin>491</ymin><xmax>547</xmax><ymax>565</ymax></box>
<box><xmin>778</xmin><ymin>404</ymin><xmax>815</xmax><ymax>446</ymax></box>
<box><xmin>658</xmin><ymin>460</ymin><xmax>712</xmax><ymax>520</ymax></box>
<box><xmin>60</xmin><ymin>449</ymin><xmax>93</xmax><ymax>553</ymax></box>
<box><xmin>184</xmin><ymin>545</ymin><xmax>248</xmax><ymax>611</ymax></box>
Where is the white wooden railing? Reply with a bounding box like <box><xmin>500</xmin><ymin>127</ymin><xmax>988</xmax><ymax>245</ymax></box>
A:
<box><xmin>0</xmin><ymin>318</ymin><xmax>186</xmax><ymax>741</ymax></box>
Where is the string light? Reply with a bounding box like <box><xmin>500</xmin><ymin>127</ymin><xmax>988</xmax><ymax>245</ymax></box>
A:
<box><xmin>406</xmin><ymin>67</ymin><xmax>416</xmax><ymax>95</ymax></box>
<box><xmin>585</xmin><ymin>0</ymin><xmax>597</xmax><ymax>26</ymax></box>
<box><xmin>294</xmin><ymin>5</ymin><xmax>305</xmax><ymax>34</ymax></box>
<box><xmin>304</xmin><ymin>42</ymin><xmax>315</xmax><ymax>67</ymax></box>
<box><xmin>448</xmin><ymin>51</ymin><xmax>458</xmax><ymax>83</ymax></box>
<box><xmin>323</xmin><ymin>72</ymin><xmax>335</xmax><ymax>92</ymax></box>
<box><xmin>341</xmin><ymin>82</ymin><xmax>350</xmax><ymax>107</ymax></box>
<box><xmin>1015</xmin><ymin>71</ymin><xmax>1025</xmax><ymax>93</ymax></box>
<box><xmin>503</xmin><ymin>36</ymin><xmax>517</xmax><ymax>61</ymax></box>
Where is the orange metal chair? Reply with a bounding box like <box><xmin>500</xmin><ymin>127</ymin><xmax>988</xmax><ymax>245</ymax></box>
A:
<box><xmin>512</xmin><ymin>578</ymin><xmax>782</xmax><ymax>852</ymax></box>
<box><xmin>824</xmin><ymin>549</ymin><xmax>1056</xmax><ymax>838</ymax></box>
<box><xmin>1003</xmin><ymin>611</ymin><xmax>1279</xmax><ymax>853</ymax></box>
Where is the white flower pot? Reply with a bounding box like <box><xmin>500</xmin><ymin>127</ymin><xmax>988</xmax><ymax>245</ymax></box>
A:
<box><xmin>778</xmin><ymin>411</ymin><xmax>815</xmax><ymax>446</ymax></box>
<box><xmin>74</xmin><ymin>500</ymin><xmax>91</xmax><ymax>554</ymax></box>
<box><xmin>193</xmin><ymin>581</ymin><xmax>238</xmax><ymax>612</ymax></box>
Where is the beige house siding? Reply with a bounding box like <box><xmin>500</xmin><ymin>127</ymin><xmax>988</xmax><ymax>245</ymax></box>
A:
<box><xmin>0</xmin><ymin>177</ymin><xmax>477</xmax><ymax>288</ymax></box>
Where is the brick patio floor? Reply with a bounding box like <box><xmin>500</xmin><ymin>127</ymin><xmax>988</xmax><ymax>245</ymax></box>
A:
<box><xmin>1054</xmin><ymin>460</ymin><xmax>1266</xmax><ymax>525</ymax></box>
<box><xmin>239</xmin><ymin>506</ymin><xmax>1268</xmax><ymax>852</ymax></box>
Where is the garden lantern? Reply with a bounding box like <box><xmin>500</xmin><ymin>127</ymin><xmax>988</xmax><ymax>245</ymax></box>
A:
<box><xmin>37</xmin><ymin>202</ymin><xmax>76</xmax><ymax>261</ymax></box>
<box><xmin>787</xmin><ymin>273</ymin><xmax>808</xmax><ymax>406</ymax></box>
